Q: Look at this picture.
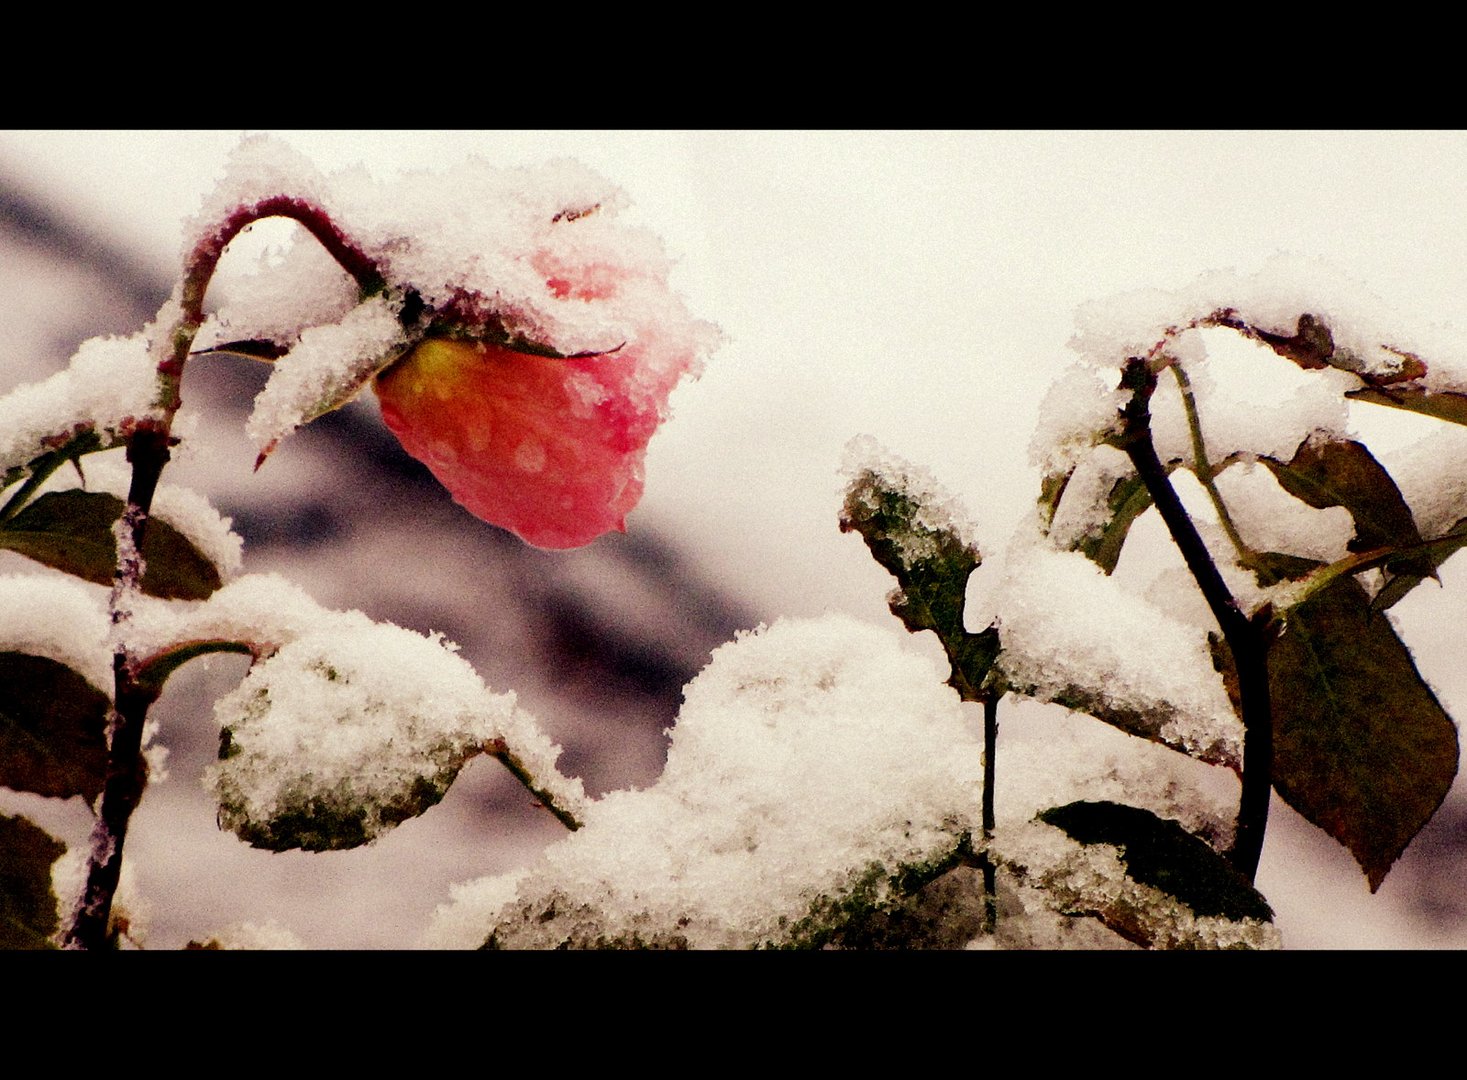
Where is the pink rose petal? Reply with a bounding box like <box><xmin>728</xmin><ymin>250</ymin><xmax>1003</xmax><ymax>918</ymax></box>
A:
<box><xmin>375</xmin><ymin>338</ymin><xmax>675</xmax><ymax>549</ymax></box>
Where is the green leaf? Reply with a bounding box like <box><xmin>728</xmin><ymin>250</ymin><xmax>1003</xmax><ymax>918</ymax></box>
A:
<box><xmin>0</xmin><ymin>813</ymin><xmax>66</xmax><ymax>949</ymax></box>
<box><xmin>1347</xmin><ymin>385</ymin><xmax>1467</xmax><ymax>428</ymax></box>
<box><xmin>840</xmin><ymin>466</ymin><xmax>998</xmax><ymax>700</ymax></box>
<box><xmin>0</xmin><ymin>489</ymin><xmax>222</xmax><ymax>600</ymax></box>
<box><xmin>1269</xmin><ymin>576</ymin><xmax>1459</xmax><ymax>891</ymax></box>
<box><xmin>0</xmin><ymin>652</ymin><xmax>110</xmax><ymax>801</ymax></box>
<box><xmin>1036</xmin><ymin>469</ymin><xmax>1070</xmax><ymax>532</ymax></box>
<box><xmin>1038</xmin><ymin>800</ymin><xmax>1273</xmax><ymax>923</ymax></box>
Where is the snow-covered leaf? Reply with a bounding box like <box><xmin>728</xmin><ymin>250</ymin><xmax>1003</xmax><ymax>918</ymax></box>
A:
<box><xmin>207</xmin><ymin>620</ymin><xmax>521</xmax><ymax>852</ymax></box>
<box><xmin>0</xmin><ymin>429</ymin><xmax>106</xmax><ymax>506</ymax></box>
<box><xmin>246</xmin><ymin>295</ymin><xmax>408</xmax><ymax>467</ymax></box>
<box><xmin>994</xmin><ymin>544</ymin><xmax>1242</xmax><ymax>768</ymax></box>
<box><xmin>1038</xmin><ymin>800</ymin><xmax>1272</xmax><ymax>925</ymax></box>
<box><xmin>841</xmin><ymin>437</ymin><xmax>998</xmax><ymax>700</ymax></box>
<box><xmin>0</xmin><ymin>334</ymin><xmax>157</xmax><ymax>487</ymax></box>
<box><xmin>0</xmin><ymin>652</ymin><xmax>109</xmax><ymax>801</ymax></box>
<box><xmin>775</xmin><ymin>846</ymin><xmax>983</xmax><ymax>949</ymax></box>
<box><xmin>997</xmin><ymin>803</ymin><xmax>1276</xmax><ymax>949</ymax></box>
<box><xmin>448</xmin><ymin>615</ymin><xmax>983</xmax><ymax>949</ymax></box>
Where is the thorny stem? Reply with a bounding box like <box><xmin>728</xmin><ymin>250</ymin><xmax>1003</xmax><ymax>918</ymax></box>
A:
<box><xmin>1116</xmin><ymin>358</ymin><xmax>1276</xmax><ymax>883</ymax></box>
<box><xmin>1170</xmin><ymin>363</ymin><xmax>1255</xmax><ymax>567</ymax></box>
<box><xmin>63</xmin><ymin>197</ymin><xmax>388</xmax><ymax>950</ymax></box>
<box><xmin>487</xmin><ymin>740</ymin><xmax>584</xmax><ymax>832</ymax></box>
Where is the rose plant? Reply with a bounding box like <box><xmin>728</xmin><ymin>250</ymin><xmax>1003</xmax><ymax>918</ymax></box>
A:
<box><xmin>0</xmin><ymin>139</ymin><xmax>714</xmax><ymax>948</ymax></box>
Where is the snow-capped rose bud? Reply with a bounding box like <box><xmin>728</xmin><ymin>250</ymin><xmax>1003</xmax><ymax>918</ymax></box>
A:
<box><xmin>374</xmin><ymin>334</ymin><xmax>689</xmax><ymax>549</ymax></box>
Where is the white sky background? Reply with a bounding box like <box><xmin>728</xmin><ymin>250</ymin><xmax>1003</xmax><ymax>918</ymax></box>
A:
<box><xmin>4</xmin><ymin>130</ymin><xmax>1466</xmax><ymax>947</ymax></box>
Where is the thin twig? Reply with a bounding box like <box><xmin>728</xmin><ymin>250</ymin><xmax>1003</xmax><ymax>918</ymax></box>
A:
<box><xmin>487</xmin><ymin>740</ymin><xmax>584</xmax><ymax>832</ymax></box>
<box><xmin>1170</xmin><ymin>362</ymin><xmax>1255</xmax><ymax>567</ymax></box>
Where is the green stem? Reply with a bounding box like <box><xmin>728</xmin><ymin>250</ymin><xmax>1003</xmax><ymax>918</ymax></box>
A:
<box><xmin>1170</xmin><ymin>363</ymin><xmax>1255</xmax><ymax>567</ymax></box>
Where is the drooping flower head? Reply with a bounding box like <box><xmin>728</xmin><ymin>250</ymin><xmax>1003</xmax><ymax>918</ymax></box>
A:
<box><xmin>366</xmin><ymin>162</ymin><xmax>717</xmax><ymax>549</ymax></box>
<box><xmin>213</xmin><ymin>140</ymin><xmax>717</xmax><ymax>550</ymax></box>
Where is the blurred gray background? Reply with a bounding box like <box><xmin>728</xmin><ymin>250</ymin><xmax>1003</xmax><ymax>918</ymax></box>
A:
<box><xmin>2</xmin><ymin>131</ymin><xmax>1465</xmax><ymax>948</ymax></box>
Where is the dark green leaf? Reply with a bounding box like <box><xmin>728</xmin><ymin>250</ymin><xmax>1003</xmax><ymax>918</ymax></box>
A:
<box><xmin>0</xmin><ymin>812</ymin><xmax>66</xmax><ymax>949</ymax></box>
<box><xmin>1077</xmin><ymin>472</ymin><xmax>1154</xmax><ymax>574</ymax></box>
<box><xmin>193</xmin><ymin>339</ymin><xmax>287</xmax><ymax>362</ymax></box>
<box><xmin>1347</xmin><ymin>385</ymin><xmax>1467</xmax><ymax>428</ymax></box>
<box><xmin>1039</xmin><ymin>800</ymin><xmax>1273</xmax><ymax>923</ymax></box>
<box><xmin>0</xmin><ymin>489</ymin><xmax>222</xmax><ymax>600</ymax></box>
<box><xmin>840</xmin><ymin>467</ymin><xmax>998</xmax><ymax>700</ymax></box>
<box><xmin>1249</xmin><ymin>550</ymin><xmax>1321</xmax><ymax>588</ymax></box>
<box><xmin>1269</xmin><ymin>576</ymin><xmax>1458</xmax><ymax>891</ymax></box>
<box><xmin>0</xmin><ymin>652</ymin><xmax>109</xmax><ymax>801</ymax></box>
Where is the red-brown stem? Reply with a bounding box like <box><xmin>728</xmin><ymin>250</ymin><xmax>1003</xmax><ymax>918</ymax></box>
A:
<box><xmin>62</xmin><ymin>197</ymin><xmax>385</xmax><ymax>949</ymax></box>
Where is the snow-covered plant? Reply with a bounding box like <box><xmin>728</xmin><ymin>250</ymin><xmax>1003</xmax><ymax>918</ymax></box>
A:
<box><xmin>0</xmin><ymin>139</ymin><xmax>712</xmax><ymax>948</ymax></box>
<box><xmin>1</xmin><ymin>141</ymin><xmax>1457</xmax><ymax>950</ymax></box>
<box><xmin>827</xmin><ymin>263</ymin><xmax>1461</xmax><ymax>947</ymax></box>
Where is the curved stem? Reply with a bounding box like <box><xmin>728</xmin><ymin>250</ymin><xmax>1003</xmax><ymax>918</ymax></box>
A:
<box><xmin>1117</xmin><ymin>358</ymin><xmax>1275</xmax><ymax>883</ymax></box>
<box><xmin>63</xmin><ymin>196</ymin><xmax>388</xmax><ymax>949</ymax></box>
